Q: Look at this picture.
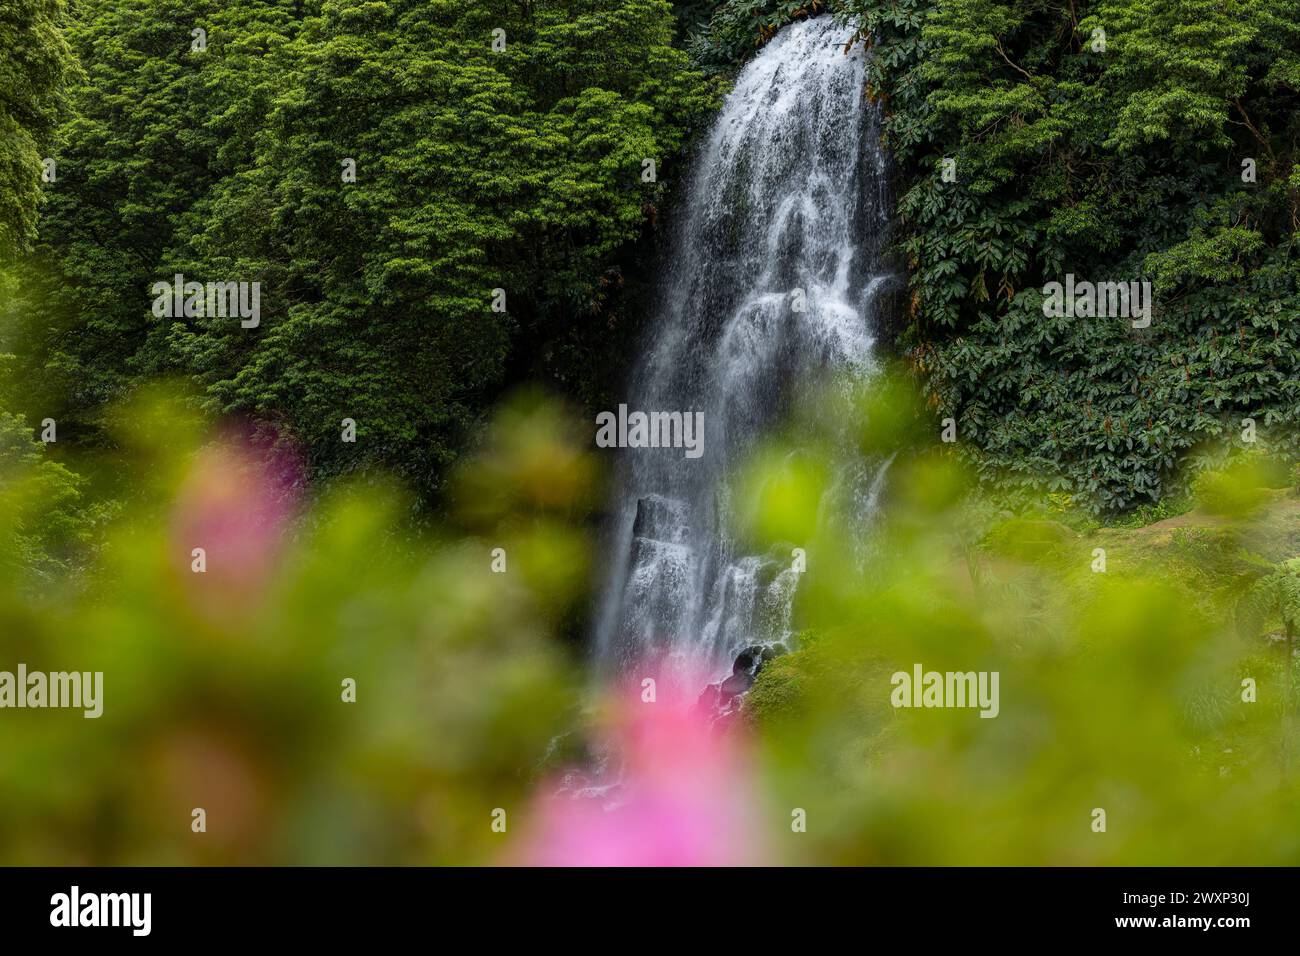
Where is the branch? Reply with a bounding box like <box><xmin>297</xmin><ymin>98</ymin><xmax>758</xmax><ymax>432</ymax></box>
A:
<box><xmin>1229</xmin><ymin>99</ymin><xmax>1273</xmax><ymax>161</ymax></box>
<box><xmin>995</xmin><ymin>41</ymin><xmax>1039</xmax><ymax>87</ymax></box>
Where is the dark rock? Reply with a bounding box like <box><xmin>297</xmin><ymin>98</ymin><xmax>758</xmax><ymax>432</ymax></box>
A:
<box><xmin>720</xmin><ymin>671</ymin><xmax>754</xmax><ymax>698</ymax></box>
<box><xmin>632</xmin><ymin>494</ymin><xmax>688</xmax><ymax>544</ymax></box>
<box><xmin>695</xmin><ymin>682</ymin><xmax>721</xmax><ymax>713</ymax></box>
<box><xmin>733</xmin><ymin>644</ymin><xmax>764</xmax><ymax>674</ymax></box>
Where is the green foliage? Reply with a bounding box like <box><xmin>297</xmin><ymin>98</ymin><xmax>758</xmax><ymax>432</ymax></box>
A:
<box><xmin>830</xmin><ymin>0</ymin><xmax>1300</xmax><ymax>514</ymax></box>
<box><xmin>0</xmin><ymin>0</ymin><xmax>77</xmax><ymax>260</ymax></box>
<box><xmin>2</xmin><ymin>0</ymin><xmax>308</xmax><ymax>439</ymax></box>
<box><xmin>1238</xmin><ymin>558</ymin><xmax>1300</xmax><ymax>640</ymax></box>
<box><xmin>1191</xmin><ymin>453</ymin><xmax>1275</xmax><ymax>518</ymax></box>
<box><xmin>3</xmin><ymin>0</ymin><xmax>717</xmax><ymax>500</ymax></box>
<box><xmin>689</xmin><ymin>0</ymin><xmax>832</xmax><ymax>71</ymax></box>
<box><xmin>0</xmin><ymin>408</ymin><xmax>98</xmax><ymax>583</ymax></box>
<box><xmin>739</xmin><ymin>375</ymin><xmax>1300</xmax><ymax>864</ymax></box>
<box><xmin>1106</xmin><ymin>494</ymin><xmax>1191</xmax><ymax>529</ymax></box>
<box><xmin>668</xmin><ymin>0</ymin><xmax>718</xmax><ymax>41</ymax></box>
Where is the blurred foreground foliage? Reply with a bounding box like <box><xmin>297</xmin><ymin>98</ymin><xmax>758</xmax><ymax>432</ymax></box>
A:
<box><xmin>0</xmin><ymin>386</ymin><xmax>592</xmax><ymax>864</ymax></box>
<box><xmin>3</xmin><ymin>372</ymin><xmax>1299</xmax><ymax>865</ymax></box>
<box><xmin>742</xmin><ymin>367</ymin><xmax>1300</xmax><ymax>864</ymax></box>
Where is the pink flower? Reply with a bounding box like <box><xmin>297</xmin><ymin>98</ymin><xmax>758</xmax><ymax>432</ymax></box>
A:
<box><xmin>517</xmin><ymin>685</ymin><xmax>771</xmax><ymax>866</ymax></box>
<box><xmin>171</xmin><ymin>426</ymin><xmax>301</xmax><ymax>611</ymax></box>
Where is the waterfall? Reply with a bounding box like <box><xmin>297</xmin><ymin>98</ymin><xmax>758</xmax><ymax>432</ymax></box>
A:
<box><xmin>593</xmin><ymin>16</ymin><xmax>894</xmax><ymax>701</ymax></box>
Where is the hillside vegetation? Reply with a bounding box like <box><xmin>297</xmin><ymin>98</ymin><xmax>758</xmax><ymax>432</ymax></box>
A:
<box><xmin>692</xmin><ymin>0</ymin><xmax>1300</xmax><ymax>514</ymax></box>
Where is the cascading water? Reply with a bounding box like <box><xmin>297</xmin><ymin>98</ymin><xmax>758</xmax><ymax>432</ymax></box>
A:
<box><xmin>593</xmin><ymin>16</ymin><xmax>895</xmax><ymax>703</ymax></box>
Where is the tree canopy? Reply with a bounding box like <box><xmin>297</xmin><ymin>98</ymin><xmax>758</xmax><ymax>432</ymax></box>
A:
<box><xmin>0</xmin><ymin>0</ymin><xmax>77</xmax><ymax>260</ymax></box>
<box><xmin>2</xmin><ymin>0</ymin><xmax>716</xmax><ymax>498</ymax></box>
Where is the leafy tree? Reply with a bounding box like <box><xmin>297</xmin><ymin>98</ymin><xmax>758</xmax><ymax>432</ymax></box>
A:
<box><xmin>0</xmin><ymin>407</ymin><xmax>95</xmax><ymax>583</ymax></box>
<box><xmin>0</xmin><ymin>0</ymin><xmax>77</xmax><ymax>260</ymax></box>
<box><xmin>5</xmin><ymin>0</ymin><xmax>716</xmax><ymax>500</ymax></box>
<box><xmin>689</xmin><ymin>0</ymin><xmax>829</xmax><ymax>69</ymax></box>
<box><xmin>165</xmin><ymin>0</ymin><xmax>716</xmax><ymax>493</ymax></box>
<box><xmin>2</xmin><ymin>0</ymin><xmax>302</xmax><ymax>442</ymax></box>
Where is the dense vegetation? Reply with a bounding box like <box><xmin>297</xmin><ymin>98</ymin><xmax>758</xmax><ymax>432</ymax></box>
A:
<box><xmin>693</xmin><ymin>0</ymin><xmax>1300</xmax><ymax>513</ymax></box>
<box><xmin>1</xmin><ymin>0</ymin><xmax>715</xmax><ymax>501</ymax></box>
<box><xmin>10</xmin><ymin>0</ymin><xmax>1296</xmax><ymax>516</ymax></box>
<box><xmin>0</xmin><ymin>0</ymin><xmax>76</xmax><ymax>261</ymax></box>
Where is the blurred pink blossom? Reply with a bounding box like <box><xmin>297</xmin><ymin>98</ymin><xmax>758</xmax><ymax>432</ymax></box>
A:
<box><xmin>518</xmin><ymin>685</ymin><xmax>770</xmax><ymax>866</ymax></box>
<box><xmin>171</xmin><ymin>427</ymin><xmax>301</xmax><ymax>609</ymax></box>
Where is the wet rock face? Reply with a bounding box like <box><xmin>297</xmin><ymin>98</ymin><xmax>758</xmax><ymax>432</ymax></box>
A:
<box><xmin>694</xmin><ymin>641</ymin><xmax>789</xmax><ymax>724</ymax></box>
<box><xmin>632</xmin><ymin>494</ymin><xmax>689</xmax><ymax>544</ymax></box>
<box><xmin>720</xmin><ymin>670</ymin><xmax>753</xmax><ymax>700</ymax></box>
<box><xmin>732</xmin><ymin>645</ymin><xmax>763</xmax><ymax>675</ymax></box>
<box><xmin>719</xmin><ymin>644</ymin><xmax>765</xmax><ymax>702</ymax></box>
<box><xmin>732</xmin><ymin>642</ymin><xmax>788</xmax><ymax>679</ymax></box>
<box><xmin>695</xmin><ymin>682</ymin><xmax>721</xmax><ymax>713</ymax></box>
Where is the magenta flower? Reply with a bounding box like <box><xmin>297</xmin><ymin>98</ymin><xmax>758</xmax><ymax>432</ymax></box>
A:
<box><xmin>171</xmin><ymin>427</ymin><xmax>301</xmax><ymax>610</ymax></box>
<box><xmin>517</xmin><ymin>686</ymin><xmax>771</xmax><ymax>866</ymax></box>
